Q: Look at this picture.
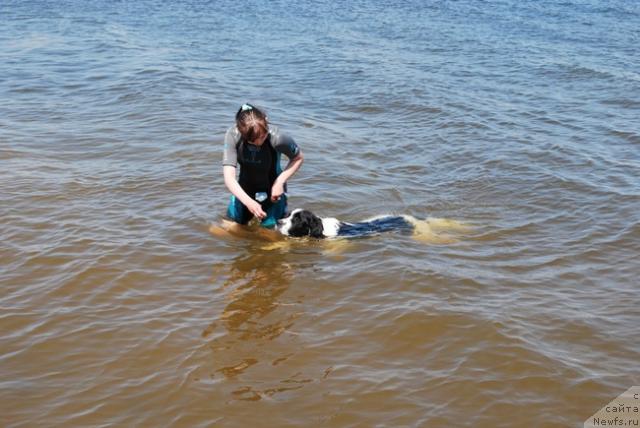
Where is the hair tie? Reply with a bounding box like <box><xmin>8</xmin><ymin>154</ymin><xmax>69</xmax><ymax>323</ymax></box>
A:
<box><xmin>241</xmin><ymin>103</ymin><xmax>253</xmax><ymax>111</ymax></box>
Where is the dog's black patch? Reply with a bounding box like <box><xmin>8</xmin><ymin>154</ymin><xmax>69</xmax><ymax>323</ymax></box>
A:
<box><xmin>338</xmin><ymin>216</ymin><xmax>413</xmax><ymax>237</ymax></box>
<box><xmin>287</xmin><ymin>210</ymin><xmax>325</xmax><ymax>238</ymax></box>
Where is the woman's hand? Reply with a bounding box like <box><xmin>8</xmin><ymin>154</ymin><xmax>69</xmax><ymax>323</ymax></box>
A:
<box><xmin>246</xmin><ymin>199</ymin><xmax>266</xmax><ymax>219</ymax></box>
<box><xmin>271</xmin><ymin>180</ymin><xmax>285</xmax><ymax>202</ymax></box>
<box><xmin>223</xmin><ymin>166</ymin><xmax>267</xmax><ymax>219</ymax></box>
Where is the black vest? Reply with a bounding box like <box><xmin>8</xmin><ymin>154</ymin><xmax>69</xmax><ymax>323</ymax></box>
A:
<box><xmin>236</xmin><ymin>135</ymin><xmax>281</xmax><ymax>200</ymax></box>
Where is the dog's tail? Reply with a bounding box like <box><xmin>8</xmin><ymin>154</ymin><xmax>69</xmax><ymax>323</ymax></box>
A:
<box><xmin>403</xmin><ymin>215</ymin><xmax>472</xmax><ymax>244</ymax></box>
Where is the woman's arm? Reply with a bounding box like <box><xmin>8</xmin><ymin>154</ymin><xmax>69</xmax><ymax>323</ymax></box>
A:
<box><xmin>271</xmin><ymin>151</ymin><xmax>304</xmax><ymax>201</ymax></box>
<box><xmin>223</xmin><ymin>165</ymin><xmax>266</xmax><ymax>219</ymax></box>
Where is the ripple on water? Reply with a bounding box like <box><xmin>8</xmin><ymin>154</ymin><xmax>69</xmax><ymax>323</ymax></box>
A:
<box><xmin>2</xmin><ymin>0</ymin><xmax>640</xmax><ymax>426</ymax></box>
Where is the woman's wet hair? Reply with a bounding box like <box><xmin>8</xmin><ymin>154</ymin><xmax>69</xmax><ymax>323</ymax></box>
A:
<box><xmin>235</xmin><ymin>103</ymin><xmax>269</xmax><ymax>143</ymax></box>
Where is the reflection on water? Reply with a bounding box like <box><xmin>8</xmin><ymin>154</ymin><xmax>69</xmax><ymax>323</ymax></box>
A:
<box><xmin>204</xmin><ymin>248</ymin><xmax>308</xmax><ymax>401</ymax></box>
<box><xmin>2</xmin><ymin>0</ymin><xmax>639</xmax><ymax>426</ymax></box>
<box><xmin>216</xmin><ymin>250</ymin><xmax>297</xmax><ymax>342</ymax></box>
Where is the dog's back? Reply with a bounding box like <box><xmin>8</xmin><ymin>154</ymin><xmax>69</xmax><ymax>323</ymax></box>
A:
<box><xmin>338</xmin><ymin>215</ymin><xmax>414</xmax><ymax>237</ymax></box>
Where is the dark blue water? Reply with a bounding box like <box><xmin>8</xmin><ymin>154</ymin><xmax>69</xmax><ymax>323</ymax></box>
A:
<box><xmin>2</xmin><ymin>1</ymin><xmax>639</xmax><ymax>427</ymax></box>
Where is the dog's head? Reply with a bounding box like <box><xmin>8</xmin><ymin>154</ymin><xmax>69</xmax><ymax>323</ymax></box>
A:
<box><xmin>277</xmin><ymin>209</ymin><xmax>325</xmax><ymax>238</ymax></box>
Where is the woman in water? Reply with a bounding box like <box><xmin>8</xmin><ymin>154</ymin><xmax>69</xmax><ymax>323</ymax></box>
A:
<box><xmin>221</xmin><ymin>103</ymin><xmax>304</xmax><ymax>229</ymax></box>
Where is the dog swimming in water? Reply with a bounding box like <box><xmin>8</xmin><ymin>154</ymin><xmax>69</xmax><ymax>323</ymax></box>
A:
<box><xmin>276</xmin><ymin>208</ymin><xmax>469</xmax><ymax>242</ymax></box>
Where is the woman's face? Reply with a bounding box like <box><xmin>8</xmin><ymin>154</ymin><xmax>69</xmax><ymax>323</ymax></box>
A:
<box><xmin>250</xmin><ymin>132</ymin><xmax>268</xmax><ymax>146</ymax></box>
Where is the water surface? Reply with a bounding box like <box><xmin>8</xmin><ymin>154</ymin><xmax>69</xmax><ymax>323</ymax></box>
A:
<box><xmin>1</xmin><ymin>1</ymin><xmax>639</xmax><ymax>426</ymax></box>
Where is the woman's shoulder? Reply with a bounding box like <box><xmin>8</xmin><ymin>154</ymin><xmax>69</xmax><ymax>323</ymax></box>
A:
<box><xmin>225</xmin><ymin>125</ymin><xmax>240</xmax><ymax>138</ymax></box>
<box><xmin>268</xmin><ymin>125</ymin><xmax>282</xmax><ymax>138</ymax></box>
<box><xmin>269</xmin><ymin>126</ymin><xmax>294</xmax><ymax>144</ymax></box>
<box><xmin>224</xmin><ymin>126</ymin><xmax>242</xmax><ymax>145</ymax></box>
<box><xmin>269</xmin><ymin>126</ymin><xmax>299</xmax><ymax>157</ymax></box>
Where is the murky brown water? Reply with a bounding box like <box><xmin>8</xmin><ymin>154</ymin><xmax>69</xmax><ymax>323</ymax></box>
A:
<box><xmin>2</xmin><ymin>1</ymin><xmax>640</xmax><ymax>427</ymax></box>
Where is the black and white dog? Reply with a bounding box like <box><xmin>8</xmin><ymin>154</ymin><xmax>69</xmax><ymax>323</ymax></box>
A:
<box><xmin>276</xmin><ymin>209</ymin><xmax>416</xmax><ymax>239</ymax></box>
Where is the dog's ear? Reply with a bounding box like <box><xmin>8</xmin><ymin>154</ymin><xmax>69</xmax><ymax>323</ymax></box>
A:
<box><xmin>308</xmin><ymin>215</ymin><xmax>325</xmax><ymax>238</ymax></box>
